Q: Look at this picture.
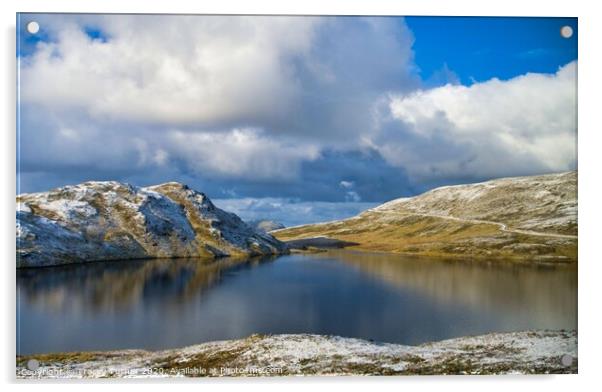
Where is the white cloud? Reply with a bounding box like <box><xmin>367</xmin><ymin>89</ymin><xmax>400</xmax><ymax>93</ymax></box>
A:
<box><xmin>344</xmin><ymin>191</ymin><xmax>362</xmax><ymax>203</ymax></box>
<box><xmin>19</xmin><ymin>15</ymin><xmax>419</xmax><ymax>191</ymax></box>
<box><xmin>20</xmin><ymin>15</ymin><xmax>417</xmax><ymax>138</ymax></box>
<box><xmin>21</xmin><ymin>15</ymin><xmax>318</xmax><ymax>126</ymax></box>
<box><xmin>166</xmin><ymin>128</ymin><xmax>320</xmax><ymax>180</ymax></box>
<box><xmin>18</xmin><ymin>14</ymin><xmax>577</xmax><ymax>199</ymax></box>
<box><xmin>339</xmin><ymin>180</ymin><xmax>361</xmax><ymax>201</ymax></box>
<box><xmin>370</xmin><ymin>61</ymin><xmax>577</xmax><ymax>181</ymax></box>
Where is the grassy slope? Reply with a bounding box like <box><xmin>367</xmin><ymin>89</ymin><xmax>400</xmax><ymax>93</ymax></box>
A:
<box><xmin>274</xmin><ymin>172</ymin><xmax>577</xmax><ymax>262</ymax></box>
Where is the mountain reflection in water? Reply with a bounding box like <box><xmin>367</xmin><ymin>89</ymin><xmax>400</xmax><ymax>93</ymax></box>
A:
<box><xmin>311</xmin><ymin>250</ymin><xmax>577</xmax><ymax>328</ymax></box>
<box><xmin>17</xmin><ymin>252</ymin><xmax>576</xmax><ymax>355</ymax></box>
<box><xmin>18</xmin><ymin>257</ymin><xmax>272</xmax><ymax>313</ymax></box>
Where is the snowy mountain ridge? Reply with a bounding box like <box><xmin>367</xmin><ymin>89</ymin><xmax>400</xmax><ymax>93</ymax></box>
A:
<box><xmin>16</xmin><ymin>181</ymin><xmax>286</xmax><ymax>267</ymax></box>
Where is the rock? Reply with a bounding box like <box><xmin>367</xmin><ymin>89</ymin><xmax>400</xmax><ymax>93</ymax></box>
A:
<box><xmin>16</xmin><ymin>181</ymin><xmax>287</xmax><ymax>267</ymax></box>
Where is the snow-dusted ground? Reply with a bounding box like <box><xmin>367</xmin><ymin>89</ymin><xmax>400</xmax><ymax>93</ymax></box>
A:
<box><xmin>369</xmin><ymin>171</ymin><xmax>577</xmax><ymax>237</ymax></box>
<box><xmin>274</xmin><ymin>172</ymin><xmax>577</xmax><ymax>261</ymax></box>
<box><xmin>17</xmin><ymin>330</ymin><xmax>576</xmax><ymax>378</ymax></box>
<box><xmin>388</xmin><ymin>211</ymin><xmax>577</xmax><ymax>240</ymax></box>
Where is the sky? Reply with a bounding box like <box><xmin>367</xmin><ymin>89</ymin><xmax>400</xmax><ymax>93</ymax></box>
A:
<box><xmin>16</xmin><ymin>15</ymin><xmax>577</xmax><ymax>226</ymax></box>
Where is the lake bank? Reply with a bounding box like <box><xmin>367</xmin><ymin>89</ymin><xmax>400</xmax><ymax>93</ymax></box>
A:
<box><xmin>282</xmin><ymin>236</ymin><xmax>576</xmax><ymax>264</ymax></box>
<box><xmin>17</xmin><ymin>330</ymin><xmax>577</xmax><ymax>378</ymax></box>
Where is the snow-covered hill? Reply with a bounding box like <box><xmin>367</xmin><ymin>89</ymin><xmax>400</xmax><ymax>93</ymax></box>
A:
<box><xmin>371</xmin><ymin>171</ymin><xmax>577</xmax><ymax>236</ymax></box>
<box><xmin>275</xmin><ymin>172</ymin><xmax>577</xmax><ymax>262</ymax></box>
<box><xmin>247</xmin><ymin>220</ymin><xmax>285</xmax><ymax>233</ymax></box>
<box><xmin>16</xmin><ymin>181</ymin><xmax>287</xmax><ymax>267</ymax></box>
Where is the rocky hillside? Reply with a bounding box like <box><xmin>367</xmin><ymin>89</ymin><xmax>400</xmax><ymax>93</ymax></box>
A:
<box><xmin>274</xmin><ymin>172</ymin><xmax>577</xmax><ymax>262</ymax></box>
<box><xmin>16</xmin><ymin>181</ymin><xmax>287</xmax><ymax>268</ymax></box>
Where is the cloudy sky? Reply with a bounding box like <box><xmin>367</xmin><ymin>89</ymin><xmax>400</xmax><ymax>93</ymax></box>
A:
<box><xmin>17</xmin><ymin>15</ymin><xmax>577</xmax><ymax>226</ymax></box>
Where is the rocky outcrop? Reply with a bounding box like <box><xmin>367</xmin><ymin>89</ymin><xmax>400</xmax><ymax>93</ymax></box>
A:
<box><xmin>16</xmin><ymin>181</ymin><xmax>287</xmax><ymax>267</ymax></box>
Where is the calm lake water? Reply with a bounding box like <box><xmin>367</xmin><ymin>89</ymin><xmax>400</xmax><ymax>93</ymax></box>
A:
<box><xmin>17</xmin><ymin>251</ymin><xmax>577</xmax><ymax>355</ymax></box>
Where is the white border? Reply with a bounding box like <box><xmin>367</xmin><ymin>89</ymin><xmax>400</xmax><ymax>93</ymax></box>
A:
<box><xmin>3</xmin><ymin>0</ymin><xmax>585</xmax><ymax>16</ymax></box>
<box><xmin>2</xmin><ymin>1</ymin><xmax>601</xmax><ymax>391</ymax></box>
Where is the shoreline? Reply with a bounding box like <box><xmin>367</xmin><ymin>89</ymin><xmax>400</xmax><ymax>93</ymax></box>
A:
<box><xmin>285</xmin><ymin>237</ymin><xmax>577</xmax><ymax>265</ymax></box>
<box><xmin>17</xmin><ymin>330</ymin><xmax>577</xmax><ymax>378</ymax></box>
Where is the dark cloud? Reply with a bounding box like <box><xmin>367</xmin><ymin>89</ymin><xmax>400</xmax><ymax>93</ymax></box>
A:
<box><xmin>213</xmin><ymin>198</ymin><xmax>378</xmax><ymax>228</ymax></box>
<box><xmin>17</xmin><ymin>15</ymin><xmax>577</xmax><ymax>227</ymax></box>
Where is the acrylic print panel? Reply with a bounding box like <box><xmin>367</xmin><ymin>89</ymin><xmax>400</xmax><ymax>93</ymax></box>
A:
<box><xmin>16</xmin><ymin>14</ymin><xmax>577</xmax><ymax>378</ymax></box>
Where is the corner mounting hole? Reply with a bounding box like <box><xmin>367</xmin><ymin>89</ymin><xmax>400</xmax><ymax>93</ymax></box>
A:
<box><xmin>26</xmin><ymin>21</ymin><xmax>39</xmax><ymax>34</ymax></box>
<box><xmin>560</xmin><ymin>25</ymin><xmax>573</xmax><ymax>39</ymax></box>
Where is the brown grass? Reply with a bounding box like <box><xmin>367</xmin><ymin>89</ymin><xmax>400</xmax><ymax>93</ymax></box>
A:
<box><xmin>275</xmin><ymin>213</ymin><xmax>577</xmax><ymax>263</ymax></box>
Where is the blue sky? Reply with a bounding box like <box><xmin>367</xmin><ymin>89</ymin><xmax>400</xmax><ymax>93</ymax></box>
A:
<box><xmin>17</xmin><ymin>15</ymin><xmax>577</xmax><ymax>226</ymax></box>
<box><xmin>406</xmin><ymin>17</ymin><xmax>577</xmax><ymax>85</ymax></box>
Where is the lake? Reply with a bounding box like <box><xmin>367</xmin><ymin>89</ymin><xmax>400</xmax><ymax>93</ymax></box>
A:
<box><xmin>16</xmin><ymin>251</ymin><xmax>577</xmax><ymax>355</ymax></box>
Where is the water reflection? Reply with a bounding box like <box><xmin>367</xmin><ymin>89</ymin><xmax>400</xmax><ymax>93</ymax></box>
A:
<box><xmin>17</xmin><ymin>252</ymin><xmax>576</xmax><ymax>355</ymax></box>
<box><xmin>18</xmin><ymin>257</ymin><xmax>273</xmax><ymax>314</ymax></box>
<box><xmin>317</xmin><ymin>250</ymin><xmax>577</xmax><ymax>328</ymax></box>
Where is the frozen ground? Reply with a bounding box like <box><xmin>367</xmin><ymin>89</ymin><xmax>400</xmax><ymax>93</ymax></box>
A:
<box><xmin>17</xmin><ymin>330</ymin><xmax>576</xmax><ymax>378</ymax></box>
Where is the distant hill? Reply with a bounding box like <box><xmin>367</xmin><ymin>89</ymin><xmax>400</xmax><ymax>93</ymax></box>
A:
<box><xmin>247</xmin><ymin>220</ymin><xmax>285</xmax><ymax>233</ymax></box>
<box><xmin>16</xmin><ymin>181</ymin><xmax>287</xmax><ymax>267</ymax></box>
<box><xmin>274</xmin><ymin>172</ymin><xmax>577</xmax><ymax>262</ymax></box>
